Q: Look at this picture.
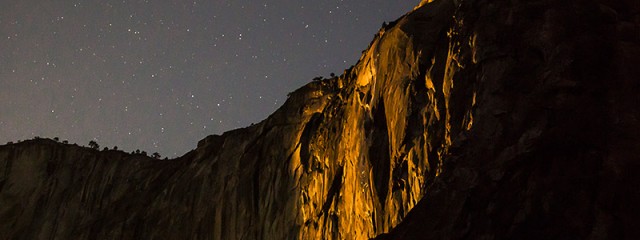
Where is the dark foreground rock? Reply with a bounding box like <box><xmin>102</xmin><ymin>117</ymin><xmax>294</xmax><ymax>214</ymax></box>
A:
<box><xmin>377</xmin><ymin>0</ymin><xmax>640</xmax><ymax>239</ymax></box>
<box><xmin>1</xmin><ymin>0</ymin><xmax>639</xmax><ymax>239</ymax></box>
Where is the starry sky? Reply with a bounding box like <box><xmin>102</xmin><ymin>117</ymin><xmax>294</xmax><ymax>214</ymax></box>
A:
<box><xmin>1</xmin><ymin>0</ymin><xmax>419</xmax><ymax>157</ymax></box>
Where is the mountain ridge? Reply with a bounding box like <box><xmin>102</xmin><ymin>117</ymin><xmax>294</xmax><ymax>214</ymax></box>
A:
<box><xmin>2</xmin><ymin>1</ymin><xmax>454</xmax><ymax>238</ymax></box>
<box><xmin>2</xmin><ymin>0</ymin><xmax>640</xmax><ymax>239</ymax></box>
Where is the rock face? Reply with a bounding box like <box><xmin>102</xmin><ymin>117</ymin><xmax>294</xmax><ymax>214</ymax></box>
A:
<box><xmin>376</xmin><ymin>0</ymin><xmax>640</xmax><ymax>239</ymax></box>
<box><xmin>1</xmin><ymin>0</ymin><xmax>639</xmax><ymax>239</ymax></box>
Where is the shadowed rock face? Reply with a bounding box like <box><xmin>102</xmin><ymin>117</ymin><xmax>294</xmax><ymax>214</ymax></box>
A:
<box><xmin>376</xmin><ymin>0</ymin><xmax>640</xmax><ymax>239</ymax></box>
<box><xmin>1</xmin><ymin>0</ymin><xmax>639</xmax><ymax>239</ymax></box>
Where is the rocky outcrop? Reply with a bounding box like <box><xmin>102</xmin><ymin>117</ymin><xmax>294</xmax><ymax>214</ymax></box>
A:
<box><xmin>2</xmin><ymin>0</ymin><xmax>639</xmax><ymax>239</ymax></box>
<box><xmin>377</xmin><ymin>0</ymin><xmax>640</xmax><ymax>239</ymax></box>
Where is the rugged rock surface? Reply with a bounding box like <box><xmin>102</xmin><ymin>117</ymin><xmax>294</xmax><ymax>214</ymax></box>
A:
<box><xmin>377</xmin><ymin>0</ymin><xmax>640</xmax><ymax>239</ymax></box>
<box><xmin>1</xmin><ymin>0</ymin><xmax>639</xmax><ymax>239</ymax></box>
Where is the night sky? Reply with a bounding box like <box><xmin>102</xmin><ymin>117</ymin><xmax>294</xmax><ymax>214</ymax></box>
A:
<box><xmin>1</xmin><ymin>0</ymin><xmax>419</xmax><ymax>157</ymax></box>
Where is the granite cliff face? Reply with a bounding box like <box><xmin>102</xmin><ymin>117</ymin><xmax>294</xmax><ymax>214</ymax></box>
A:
<box><xmin>377</xmin><ymin>0</ymin><xmax>640</xmax><ymax>239</ymax></box>
<box><xmin>2</xmin><ymin>0</ymin><xmax>639</xmax><ymax>239</ymax></box>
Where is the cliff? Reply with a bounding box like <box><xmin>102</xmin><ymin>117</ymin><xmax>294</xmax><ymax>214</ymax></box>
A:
<box><xmin>377</xmin><ymin>0</ymin><xmax>640</xmax><ymax>239</ymax></box>
<box><xmin>2</xmin><ymin>0</ymin><xmax>640</xmax><ymax>239</ymax></box>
